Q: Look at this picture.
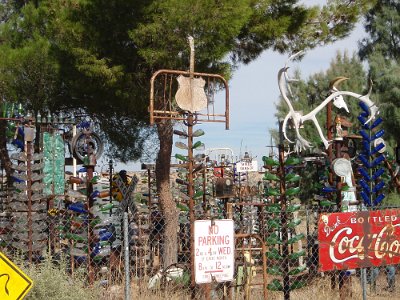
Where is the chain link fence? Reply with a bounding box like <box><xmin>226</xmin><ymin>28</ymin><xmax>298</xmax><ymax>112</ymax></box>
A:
<box><xmin>1</xmin><ymin>163</ymin><xmax>400</xmax><ymax>299</ymax></box>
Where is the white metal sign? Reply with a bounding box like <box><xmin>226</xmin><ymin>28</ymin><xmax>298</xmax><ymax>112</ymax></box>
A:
<box><xmin>236</xmin><ymin>160</ymin><xmax>258</xmax><ymax>172</ymax></box>
<box><xmin>194</xmin><ymin>219</ymin><xmax>234</xmax><ymax>284</ymax></box>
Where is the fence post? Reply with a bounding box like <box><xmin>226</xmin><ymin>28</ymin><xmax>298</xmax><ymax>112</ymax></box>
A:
<box><xmin>124</xmin><ymin>211</ymin><xmax>130</xmax><ymax>300</ymax></box>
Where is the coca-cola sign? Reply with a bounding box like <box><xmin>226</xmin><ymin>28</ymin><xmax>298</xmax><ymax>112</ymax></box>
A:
<box><xmin>318</xmin><ymin>209</ymin><xmax>400</xmax><ymax>272</ymax></box>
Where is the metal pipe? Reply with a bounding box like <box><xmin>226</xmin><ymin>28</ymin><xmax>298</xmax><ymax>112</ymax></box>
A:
<box><xmin>278</xmin><ymin>121</ymin><xmax>290</xmax><ymax>300</ymax></box>
<box><xmin>72</xmin><ymin>125</ymin><xmax>77</xmax><ymax>190</ymax></box>
<box><xmin>26</xmin><ymin>141</ymin><xmax>33</xmax><ymax>263</ymax></box>
<box><xmin>124</xmin><ymin>211</ymin><xmax>130</xmax><ymax>300</ymax></box>
<box><xmin>109</xmin><ymin>160</ymin><xmax>113</xmax><ymax>217</ymax></box>
<box><xmin>361</xmin><ymin>268</ymin><xmax>367</xmax><ymax>300</ymax></box>
<box><xmin>187</xmin><ymin>113</ymin><xmax>196</xmax><ymax>299</ymax></box>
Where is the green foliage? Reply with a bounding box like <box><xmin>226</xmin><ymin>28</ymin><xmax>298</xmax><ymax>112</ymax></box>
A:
<box><xmin>359</xmin><ymin>0</ymin><xmax>400</xmax><ymax>61</ymax></box>
<box><xmin>233</xmin><ymin>0</ymin><xmax>373</xmax><ymax>63</ymax></box>
<box><xmin>131</xmin><ymin>0</ymin><xmax>251</xmax><ymax>75</ymax></box>
<box><xmin>359</xmin><ymin>0</ymin><xmax>400</xmax><ymax>149</ymax></box>
<box><xmin>382</xmin><ymin>192</ymin><xmax>400</xmax><ymax>207</ymax></box>
<box><xmin>22</xmin><ymin>256</ymin><xmax>101</xmax><ymax>300</ymax></box>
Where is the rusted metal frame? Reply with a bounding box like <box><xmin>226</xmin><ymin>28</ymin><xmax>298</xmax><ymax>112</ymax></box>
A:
<box><xmin>152</xmin><ymin>113</ymin><xmax>227</xmax><ymax>121</ymax></box>
<box><xmin>384</xmin><ymin>158</ymin><xmax>400</xmax><ymax>192</ymax></box>
<box><xmin>163</xmin><ymin>73</ymin><xmax>168</xmax><ymax>109</ymax></box>
<box><xmin>206</xmin><ymin>77</ymin><xmax>216</xmax><ymax>121</ymax></box>
<box><xmin>235</xmin><ymin>233</ymin><xmax>267</xmax><ymax>300</ymax></box>
<box><xmin>149</xmin><ymin>69</ymin><xmax>230</xmax><ymax>129</ymax></box>
<box><xmin>168</xmin><ymin>74</ymin><xmax>174</xmax><ymax>114</ymax></box>
<box><xmin>153</xmin><ymin>110</ymin><xmax>227</xmax><ymax>117</ymax></box>
<box><xmin>152</xmin><ymin>115</ymin><xmax>227</xmax><ymax>124</ymax></box>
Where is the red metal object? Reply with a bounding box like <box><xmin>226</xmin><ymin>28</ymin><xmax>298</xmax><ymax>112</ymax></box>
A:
<box><xmin>319</xmin><ymin>209</ymin><xmax>400</xmax><ymax>271</ymax></box>
<box><xmin>213</xmin><ymin>167</ymin><xmax>223</xmax><ymax>178</ymax></box>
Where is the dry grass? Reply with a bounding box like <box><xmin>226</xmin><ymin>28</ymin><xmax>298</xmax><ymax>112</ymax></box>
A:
<box><xmin>14</xmin><ymin>255</ymin><xmax>400</xmax><ymax>300</ymax></box>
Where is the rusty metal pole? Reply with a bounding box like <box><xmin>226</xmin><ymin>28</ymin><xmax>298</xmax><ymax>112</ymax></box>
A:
<box><xmin>202</xmin><ymin>168</ymin><xmax>207</xmax><ymax>214</ymax></box>
<box><xmin>108</xmin><ymin>160</ymin><xmax>119</xmax><ymax>283</ymax></box>
<box><xmin>278</xmin><ymin>121</ymin><xmax>290</xmax><ymax>300</ymax></box>
<box><xmin>326</xmin><ymin>102</ymin><xmax>338</xmax><ymax>290</ymax></box>
<box><xmin>187</xmin><ymin>113</ymin><xmax>196</xmax><ymax>299</ymax></box>
<box><xmin>327</xmin><ymin>102</ymin><xmax>333</xmax><ymax>183</ymax></box>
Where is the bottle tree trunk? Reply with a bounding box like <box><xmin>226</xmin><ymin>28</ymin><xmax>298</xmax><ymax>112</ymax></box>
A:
<box><xmin>0</xmin><ymin>119</ymin><xmax>12</xmax><ymax>187</ymax></box>
<box><xmin>156</xmin><ymin>119</ymin><xmax>179</xmax><ymax>268</ymax></box>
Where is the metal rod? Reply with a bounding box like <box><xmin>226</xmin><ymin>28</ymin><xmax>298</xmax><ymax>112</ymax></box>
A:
<box><xmin>187</xmin><ymin>113</ymin><xmax>196</xmax><ymax>299</ymax></box>
<box><xmin>124</xmin><ymin>211</ymin><xmax>130</xmax><ymax>300</ymax></box>
<box><xmin>109</xmin><ymin>160</ymin><xmax>113</xmax><ymax>217</ymax></box>
<box><xmin>26</xmin><ymin>141</ymin><xmax>33</xmax><ymax>263</ymax></box>
<box><xmin>72</xmin><ymin>125</ymin><xmax>77</xmax><ymax>191</ymax></box>
<box><xmin>279</xmin><ymin>121</ymin><xmax>290</xmax><ymax>300</ymax></box>
<box><xmin>361</xmin><ymin>268</ymin><xmax>367</xmax><ymax>300</ymax></box>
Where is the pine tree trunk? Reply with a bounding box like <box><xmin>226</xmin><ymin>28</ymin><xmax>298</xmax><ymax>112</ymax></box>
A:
<box><xmin>156</xmin><ymin>120</ymin><xmax>179</xmax><ymax>268</ymax></box>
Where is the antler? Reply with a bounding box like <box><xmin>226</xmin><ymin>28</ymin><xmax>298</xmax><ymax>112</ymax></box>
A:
<box><xmin>278</xmin><ymin>51</ymin><xmax>312</xmax><ymax>151</ymax></box>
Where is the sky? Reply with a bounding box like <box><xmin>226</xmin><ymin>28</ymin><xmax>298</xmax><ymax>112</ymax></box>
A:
<box><xmin>114</xmin><ymin>2</ymin><xmax>367</xmax><ymax>172</ymax></box>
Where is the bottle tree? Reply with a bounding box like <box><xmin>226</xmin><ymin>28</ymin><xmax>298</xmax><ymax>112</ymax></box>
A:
<box><xmin>357</xmin><ymin>101</ymin><xmax>386</xmax><ymax>207</ymax></box>
<box><xmin>262</xmin><ymin>143</ymin><xmax>305</xmax><ymax>300</ymax></box>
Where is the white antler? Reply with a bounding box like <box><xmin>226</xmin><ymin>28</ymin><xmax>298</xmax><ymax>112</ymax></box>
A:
<box><xmin>277</xmin><ymin>53</ymin><xmax>379</xmax><ymax>151</ymax></box>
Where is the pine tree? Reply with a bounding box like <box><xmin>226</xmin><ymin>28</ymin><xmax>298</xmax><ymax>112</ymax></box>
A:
<box><xmin>359</xmin><ymin>0</ymin><xmax>400</xmax><ymax>148</ymax></box>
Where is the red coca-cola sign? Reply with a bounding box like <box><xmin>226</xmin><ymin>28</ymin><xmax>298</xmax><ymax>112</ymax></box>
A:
<box><xmin>318</xmin><ymin>209</ymin><xmax>400</xmax><ymax>272</ymax></box>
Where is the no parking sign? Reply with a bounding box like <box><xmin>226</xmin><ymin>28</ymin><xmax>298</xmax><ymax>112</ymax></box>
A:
<box><xmin>194</xmin><ymin>219</ymin><xmax>234</xmax><ymax>284</ymax></box>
